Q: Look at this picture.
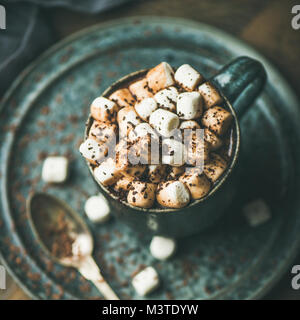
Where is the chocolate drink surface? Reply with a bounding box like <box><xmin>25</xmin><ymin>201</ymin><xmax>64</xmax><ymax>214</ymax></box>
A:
<box><xmin>80</xmin><ymin>62</ymin><xmax>237</xmax><ymax>210</ymax></box>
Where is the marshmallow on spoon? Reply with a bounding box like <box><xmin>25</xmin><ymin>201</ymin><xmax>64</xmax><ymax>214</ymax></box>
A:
<box><xmin>84</xmin><ymin>194</ymin><xmax>110</xmax><ymax>223</ymax></box>
<box><xmin>132</xmin><ymin>266</ymin><xmax>160</xmax><ymax>297</ymax></box>
<box><xmin>198</xmin><ymin>82</ymin><xmax>223</xmax><ymax>109</ymax></box>
<box><xmin>79</xmin><ymin>138</ymin><xmax>107</xmax><ymax>165</ymax></box>
<box><xmin>129</xmin><ymin>78</ymin><xmax>153</xmax><ymax>101</ymax></box>
<box><xmin>156</xmin><ymin>181</ymin><xmax>190</xmax><ymax>208</ymax></box>
<box><xmin>174</xmin><ymin>64</ymin><xmax>204</xmax><ymax>91</ymax></box>
<box><xmin>134</xmin><ymin>98</ymin><xmax>157</xmax><ymax>121</ymax></box>
<box><xmin>150</xmin><ymin>236</ymin><xmax>176</xmax><ymax>260</ymax></box>
<box><xmin>72</xmin><ymin>234</ymin><xmax>93</xmax><ymax>258</ymax></box>
<box><xmin>42</xmin><ymin>156</ymin><xmax>69</xmax><ymax>183</ymax></box>
<box><xmin>90</xmin><ymin>97</ymin><xmax>118</xmax><ymax>122</ymax></box>
<box><xmin>154</xmin><ymin>87</ymin><xmax>178</xmax><ymax>112</ymax></box>
<box><xmin>146</xmin><ymin>62</ymin><xmax>175</xmax><ymax>93</ymax></box>
<box><xmin>127</xmin><ymin>181</ymin><xmax>157</xmax><ymax>208</ymax></box>
<box><xmin>149</xmin><ymin>108</ymin><xmax>179</xmax><ymax>137</ymax></box>
<box><xmin>202</xmin><ymin>106</ymin><xmax>233</xmax><ymax>136</ymax></box>
<box><xmin>109</xmin><ymin>88</ymin><xmax>136</xmax><ymax>108</ymax></box>
<box><xmin>176</xmin><ymin>92</ymin><xmax>203</xmax><ymax>120</ymax></box>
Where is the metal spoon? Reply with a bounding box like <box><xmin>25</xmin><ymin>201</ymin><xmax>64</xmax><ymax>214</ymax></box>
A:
<box><xmin>27</xmin><ymin>192</ymin><xmax>119</xmax><ymax>300</ymax></box>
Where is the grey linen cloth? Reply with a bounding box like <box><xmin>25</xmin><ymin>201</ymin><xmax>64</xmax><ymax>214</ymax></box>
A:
<box><xmin>0</xmin><ymin>0</ymin><xmax>135</xmax><ymax>96</ymax></box>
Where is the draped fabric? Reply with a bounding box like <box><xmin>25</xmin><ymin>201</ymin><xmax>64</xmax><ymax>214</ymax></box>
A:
<box><xmin>0</xmin><ymin>0</ymin><xmax>135</xmax><ymax>95</ymax></box>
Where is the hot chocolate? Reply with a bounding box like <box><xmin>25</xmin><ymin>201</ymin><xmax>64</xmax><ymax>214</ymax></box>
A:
<box><xmin>79</xmin><ymin>62</ymin><xmax>236</xmax><ymax>209</ymax></box>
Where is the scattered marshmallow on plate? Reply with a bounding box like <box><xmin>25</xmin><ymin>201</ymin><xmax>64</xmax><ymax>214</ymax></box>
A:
<box><xmin>150</xmin><ymin>236</ymin><xmax>176</xmax><ymax>260</ymax></box>
<box><xmin>132</xmin><ymin>266</ymin><xmax>160</xmax><ymax>296</ymax></box>
<box><xmin>242</xmin><ymin>199</ymin><xmax>271</xmax><ymax>227</ymax></box>
<box><xmin>84</xmin><ymin>194</ymin><xmax>111</xmax><ymax>223</ymax></box>
<box><xmin>41</xmin><ymin>156</ymin><xmax>69</xmax><ymax>183</ymax></box>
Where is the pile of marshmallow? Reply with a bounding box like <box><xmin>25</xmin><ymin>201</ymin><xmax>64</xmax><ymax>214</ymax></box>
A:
<box><xmin>79</xmin><ymin>62</ymin><xmax>233</xmax><ymax>209</ymax></box>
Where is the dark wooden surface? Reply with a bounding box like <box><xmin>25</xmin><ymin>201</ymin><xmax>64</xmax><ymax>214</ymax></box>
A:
<box><xmin>8</xmin><ymin>0</ymin><xmax>300</xmax><ymax>300</ymax></box>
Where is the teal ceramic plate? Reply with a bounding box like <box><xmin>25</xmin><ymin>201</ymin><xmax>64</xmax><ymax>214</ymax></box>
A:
<box><xmin>0</xmin><ymin>17</ymin><xmax>300</xmax><ymax>300</ymax></box>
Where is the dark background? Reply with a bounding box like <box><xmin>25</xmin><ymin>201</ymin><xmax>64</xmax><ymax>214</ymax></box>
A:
<box><xmin>1</xmin><ymin>0</ymin><xmax>300</xmax><ymax>299</ymax></box>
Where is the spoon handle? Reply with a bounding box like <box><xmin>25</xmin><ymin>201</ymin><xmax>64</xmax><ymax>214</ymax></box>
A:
<box><xmin>78</xmin><ymin>256</ymin><xmax>119</xmax><ymax>300</ymax></box>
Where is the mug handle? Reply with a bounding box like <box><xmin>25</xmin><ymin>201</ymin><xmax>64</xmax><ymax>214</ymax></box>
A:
<box><xmin>210</xmin><ymin>56</ymin><xmax>267</xmax><ymax>118</ymax></box>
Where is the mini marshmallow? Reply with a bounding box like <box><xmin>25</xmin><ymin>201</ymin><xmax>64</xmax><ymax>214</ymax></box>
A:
<box><xmin>129</xmin><ymin>78</ymin><xmax>153</xmax><ymax>101</ymax></box>
<box><xmin>177</xmin><ymin>91</ymin><xmax>203</xmax><ymax>120</ymax></box>
<box><xmin>179</xmin><ymin>171</ymin><xmax>211</xmax><ymax>200</ymax></box>
<box><xmin>119</xmin><ymin>162</ymin><xmax>146</xmax><ymax>178</ymax></box>
<box><xmin>89</xmin><ymin>120</ymin><xmax>117</xmax><ymax>144</ymax></box>
<box><xmin>134</xmin><ymin>98</ymin><xmax>157</xmax><ymax>121</ymax></box>
<box><xmin>154</xmin><ymin>87</ymin><xmax>178</xmax><ymax>112</ymax></box>
<box><xmin>134</xmin><ymin>135</ymin><xmax>157</xmax><ymax>165</ymax></box>
<box><xmin>202</xmin><ymin>106</ymin><xmax>233</xmax><ymax>136</ymax></box>
<box><xmin>137</xmin><ymin>134</ymin><xmax>161</xmax><ymax>165</ymax></box>
<box><xmin>146</xmin><ymin>62</ymin><xmax>175</xmax><ymax>93</ymax></box>
<box><xmin>114</xmin><ymin>175</ymin><xmax>134</xmax><ymax>192</ymax></box>
<box><xmin>72</xmin><ymin>234</ymin><xmax>93</xmax><ymax>258</ymax></box>
<box><xmin>150</xmin><ymin>236</ymin><xmax>176</xmax><ymax>260</ymax></box>
<box><xmin>90</xmin><ymin>97</ymin><xmax>118</xmax><ymax>122</ymax></box>
<box><xmin>184</xmin><ymin>131</ymin><xmax>210</xmax><ymax>166</ymax></box>
<box><xmin>204</xmin><ymin>153</ymin><xmax>227</xmax><ymax>182</ymax></box>
<box><xmin>42</xmin><ymin>156</ymin><xmax>69</xmax><ymax>183</ymax></box>
<box><xmin>115</xmin><ymin>139</ymin><xmax>147</xmax><ymax>176</ymax></box>
<box><xmin>148</xmin><ymin>165</ymin><xmax>166</xmax><ymax>183</ymax></box>
<box><xmin>149</xmin><ymin>108</ymin><xmax>179</xmax><ymax>137</ymax></box>
<box><xmin>79</xmin><ymin>138</ymin><xmax>107</xmax><ymax>165</ymax></box>
<box><xmin>179</xmin><ymin>120</ymin><xmax>200</xmax><ymax>130</ymax></box>
<box><xmin>127</xmin><ymin>181</ymin><xmax>157</xmax><ymax>208</ymax></box>
<box><xmin>242</xmin><ymin>199</ymin><xmax>271</xmax><ymax>227</ymax></box>
<box><xmin>174</xmin><ymin>64</ymin><xmax>204</xmax><ymax>91</ymax></box>
<box><xmin>168</xmin><ymin>166</ymin><xmax>185</xmax><ymax>179</ymax></box>
<box><xmin>129</xmin><ymin>122</ymin><xmax>158</xmax><ymax>141</ymax></box>
<box><xmin>198</xmin><ymin>82</ymin><xmax>223</xmax><ymax>109</ymax></box>
<box><xmin>109</xmin><ymin>88</ymin><xmax>136</xmax><ymax>108</ymax></box>
<box><xmin>84</xmin><ymin>194</ymin><xmax>111</xmax><ymax>223</ymax></box>
<box><xmin>204</xmin><ymin>128</ymin><xmax>223</xmax><ymax>150</ymax></box>
<box><xmin>94</xmin><ymin>158</ymin><xmax>122</xmax><ymax>186</ymax></box>
<box><xmin>117</xmin><ymin>106</ymin><xmax>141</xmax><ymax>138</ymax></box>
<box><xmin>157</xmin><ymin>181</ymin><xmax>190</xmax><ymax>208</ymax></box>
<box><xmin>162</xmin><ymin>138</ymin><xmax>185</xmax><ymax>167</ymax></box>
<box><xmin>132</xmin><ymin>266</ymin><xmax>160</xmax><ymax>297</ymax></box>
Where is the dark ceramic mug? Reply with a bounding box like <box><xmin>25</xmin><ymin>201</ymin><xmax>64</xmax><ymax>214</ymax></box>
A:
<box><xmin>84</xmin><ymin>56</ymin><xmax>266</xmax><ymax>238</ymax></box>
